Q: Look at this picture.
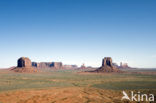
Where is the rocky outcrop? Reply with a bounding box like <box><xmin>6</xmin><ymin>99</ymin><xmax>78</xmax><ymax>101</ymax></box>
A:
<box><xmin>102</xmin><ymin>57</ymin><xmax>113</xmax><ymax>67</ymax></box>
<box><xmin>32</xmin><ymin>62</ymin><xmax>63</xmax><ymax>69</ymax></box>
<box><xmin>51</xmin><ymin>62</ymin><xmax>62</xmax><ymax>69</ymax></box>
<box><xmin>94</xmin><ymin>57</ymin><xmax>121</xmax><ymax>73</ymax></box>
<box><xmin>63</xmin><ymin>65</ymin><xmax>78</xmax><ymax>69</ymax></box>
<box><xmin>32</xmin><ymin>62</ymin><xmax>38</xmax><ymax>67</ymax></box>
<box><xmin>119</xmin><ymin>62</ymin><xmax>131</xmax><ymax>69</ymax></box>
<box><xmin>38</xmin><ymin>62</ymin><xmax>52</xmax><ymax>68</ymax></box>
<box><xmin>12</xmin><ymin>57</ymin><xmax>38</xmax><ymax>73</ymax></box>
<box><xmin>18</xmin><ymin>57</ymin><xmax>31</xmax><ymax>67</ymax></box>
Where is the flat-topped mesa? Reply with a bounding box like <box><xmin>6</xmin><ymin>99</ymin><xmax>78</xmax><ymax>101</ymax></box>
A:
<box><xmin>38</xmin><ymin>62</ymin><xmax>52</xmax><ymax>68</ymax></box>
<box><xmin>12</xmin><ymin>57</ymin><xmax>38</xmax><ymax>73</ymax></box>
<box><xmin>31</xmin><ymin>62</ymin><xmax>63</xmax><ymax>69</ymax></box>
<box><xmin>95</xmin><ymin>57</ymin><xmax>121</xmax><ymax>73</ymax></box>
<box><xmin>51</xmin><ymin>62</ymin><xmax>63</xmax><ymax>69</ymax></box>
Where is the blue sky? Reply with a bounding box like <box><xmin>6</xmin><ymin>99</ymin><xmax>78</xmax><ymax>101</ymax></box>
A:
<box><xmin>0</xmin><ymin>0</ymin><xmax>156</xmax><ymax>68</ymax></box>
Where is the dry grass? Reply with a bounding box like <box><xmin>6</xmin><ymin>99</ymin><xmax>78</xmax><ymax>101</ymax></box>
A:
<box><xmin>0</xmin><ymin>87</ymin><xmax>124</xmax><ymax>103</ymax></box>
<box><xmin>0</xmin><ymin>69</ymin><xmax>156</xmax><ymax>103</ymax></box>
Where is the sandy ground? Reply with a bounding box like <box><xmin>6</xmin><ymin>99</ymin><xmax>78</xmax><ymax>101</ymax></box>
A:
<box><xmin>0</xmin><ymin>87</ymin><xmax>124</xmax><ymax>103</ymax></box>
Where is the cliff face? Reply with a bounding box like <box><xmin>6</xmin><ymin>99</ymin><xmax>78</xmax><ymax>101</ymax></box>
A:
<box><xmin>51</xmin><ymin>62</ymin><xmax>62</xmax><ymax>69</ymax></box>
<box><xmin>102</xmin><ymin>57</ymin><xmax>113</xmax><ymax>67</ymax></box>
<box><xmin>119</xmin><ymin>62</ymin><xmax>131</xmax><ymax>69</ymax></box>
<box><xmin>95</xmin><ymin>57</ymin><xmax>121</xmax><ymax>73</ymax></box>
<box><xmin>12</xmin><ymin>57</ymin><xmax>38</xmax><ymax>73</ymax></box>
<box><xmin>11</xmin><ymin>57</ymin><xmax>63</xmax><ymax>72</ymax></box>
<box><xmin>32</xmin><ymin>62</ymin><xmax>63</xmax><ymax>69</ymax></box>
<box><xmin>37</xmin><ymin>62</ymin><xmax>52</xmax><ymax>68</ymax></box>
<box><xmin>32</xmin><ymin>62</ymin><xmax>38</xmax><ymax>67</ymax></box>
<box><xmin>17</xmin><ymin>57</ymin><xmax>31</xmax><ymax>67</ymax></box>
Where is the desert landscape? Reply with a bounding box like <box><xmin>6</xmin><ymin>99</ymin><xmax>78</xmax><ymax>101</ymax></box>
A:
<box><xmin>0</xmin><ymin>57</ymin><xmax>156</xmax><ymax>103</ymax></box>
<box><xmin>0</xmin><ymin>0</ymin><xmax>156</xmax><ymax>103</ymax></box>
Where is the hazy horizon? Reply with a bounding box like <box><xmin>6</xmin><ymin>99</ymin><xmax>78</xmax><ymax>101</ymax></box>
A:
<box><xmin>0</xmin><ymin>0</ymin><xmax>156</xmax><ymax>68</ymax></box>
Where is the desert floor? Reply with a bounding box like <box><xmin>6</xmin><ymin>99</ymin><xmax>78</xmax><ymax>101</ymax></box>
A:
<box><xmin>0</xmin><ymin>69</ymin><xmax>156</xmax><ymax>103</ymax></box>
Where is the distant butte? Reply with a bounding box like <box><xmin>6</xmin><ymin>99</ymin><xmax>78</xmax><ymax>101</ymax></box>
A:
<box><xmin>12</xmin><ymin>57</ymin><xmax>38</xmax><ymax>73</ymax></box>
<box><xmin>93</xmin><ymin>57</ymin><xmax>122</xmax><ymax>73</ymax></box>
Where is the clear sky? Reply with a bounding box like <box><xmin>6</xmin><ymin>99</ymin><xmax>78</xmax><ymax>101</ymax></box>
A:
<box><xmin>0</xmin><ymin>0</ymin><xmax>156</xmax><ymax>68</ymax></box>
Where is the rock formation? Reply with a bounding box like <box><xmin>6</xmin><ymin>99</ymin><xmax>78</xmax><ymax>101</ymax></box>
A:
<box><xmin>63</xmin><ymin>65</ymin><xmax>78</xmax><ymax>69</ymax></box>
<box><xmin>102</xmin><ymin>57</ymin><xmax>113</xmax><ymax>67</ymax></box>
<box><xmin>38</xmin><ymin>62</ymin><xmax>52</xmax><ymax>68</ymax></box>
<box><xmin>119</xmin><ymin>62</ymin><xmax>131</xmax><ymax>69</ymax></box>
<box><xmin>112</xmin><ymin>63</ymin><xmax>119</xmax><ymax>68</ymax></box>
<box><xmin>94</xmin><ymin>57</ymin><xmax>121</xmax><ymax>73</ymax></box>
<box><xmin>32</xmin><ymin>62</ymin><xmax>38</xmax><ymax>67</ymax></box>
<box><xmin>12</xmin><ymin>57</ymin><xmax>38</xmax><ymax>73</ymax></box>
<box><xmin>18</xmin><ymin>57</ymin><xmax>31</xmax><ymax>67</ymax></box>
<box><xmin>80</xmin><ymin>63</ymin><xmax>86</xmax><ymax>69</ymax></box>
<box><xmin>32</xmin><ymin>62</ymin><xmax>63</xmax><ymax>69</ymax></box>
<box><xmin>51</xmin><ymin>62</ymin><xmax>62</xmax><ymax>69</ymax></box>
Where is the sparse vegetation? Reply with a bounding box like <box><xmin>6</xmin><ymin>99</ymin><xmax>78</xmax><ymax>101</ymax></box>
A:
<box><xmin>0</xmin><ymin>69</ymin><xmax>156</xmax><ymax>103</ymax></box>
